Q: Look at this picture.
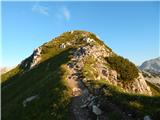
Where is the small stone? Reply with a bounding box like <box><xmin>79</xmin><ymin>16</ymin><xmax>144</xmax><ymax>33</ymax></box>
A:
<box><xmin>80</xmin><ymin>104</ymin><xmax>87</xmax><ymax>108</ymax></box>
<box><xmin>23</xmin><ymin>95</ymin><xmax>38</xmax><ymax>107</ymax></box>
<box><xmin>60</xmin><ymin>43</ymin><xmax>66</xmax><ymax>49</ymax></box>
<box><xmin>72</xmin><ymin>87</ymin><xmax>81</xmax><ymax>96</ymax></box>
<box><xmin>92</xmin><ymin>105</ymin><xmax>102</xmax><ymax>115</ymax></box>
<box><xmin>128</xmin><ymin>113</ymin><xmax>132</xmax><ymax>117</ymax></box>
<box><xmin>88</xmin><ymin>101</ymin><xmax>94</xmax><ymax>108</ymax></box>
<box><xmin>144</xmin><ymin>115</ymin><xmax>152</xmax><ymax>120</ymax></box>
<box><xmin>97</xmin><ymin>104</ymin><xmax>100</xmax><ymax>107</ymax></box>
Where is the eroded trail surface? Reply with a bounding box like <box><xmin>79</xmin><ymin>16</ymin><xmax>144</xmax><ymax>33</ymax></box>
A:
<box><xmin>67</xmin><ymin>56</ymin><xmax>91</xmax><ymax>120</ymax></box>
<box><xmin>66</xmin><ymin>47</ymin><xmax>134</xmax><ymax>120</ymax></box>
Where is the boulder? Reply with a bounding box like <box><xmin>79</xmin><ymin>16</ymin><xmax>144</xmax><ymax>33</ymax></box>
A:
<box><xmin>60</xmin><ymin>43</ymin><xmax>66</xmax><ymax>48</ymax></box>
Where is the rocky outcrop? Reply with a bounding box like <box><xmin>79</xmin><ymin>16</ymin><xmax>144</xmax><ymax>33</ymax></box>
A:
<box><xmin>59</xmin><ymin>42</ymin><xmax>72</xmax><ymax>49</ymax></box>
<box><xmin>67</xmin><ymin>38</ymin><xmax>152</xmax><ymax>96</ymax></box>
<box><xmin>30</xmin><ymin>47</ymin><xmax>41</xmax><ymax>68</ymax></box>
<box><xmin>86</xmin><ymin>55</ymin><xmax>152</xmax><ymax>95</ymax></box>
<box><xmin>98</xmin><ymin>64</ymin><xmax>152</xmax><ymax>95</ymax></box>
<box><xmin>124</xmin><ymin>73</ymin><xmax>151</xmax><ymax>95</ymax></box>
<box><xmin>66</xmin><ymin>38</ymin><xmax>152</xmax><ymax>120</ymax></box>
<box><xmin>20</xmin><ymin>47</ymin><xmax>42</xmax><ymax>70</ymax></box>
<box><xmin>83</xmin><ymin>37</ymin><xmax>95</xmax><ymax>43</ymax></box>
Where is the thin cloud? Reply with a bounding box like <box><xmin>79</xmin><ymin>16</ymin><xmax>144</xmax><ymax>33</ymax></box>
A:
<box><xmin>62</xmin><ymin>6</ymin><xmax>70</xmax><ymax>21</ymax></box>
<box><xmin>32</xmin><ymin>3</ymin><xmax>49</xmax><ymax>16</ymax></box>
<box><xmin>31</xmin><ymin>3</ymin><xmax>71</xmax><ymax>21</ymax></box>
<box><xmin>56</xmin><ymin>6</ymin><xmax>71</xmax><ymax>21</ymax></box>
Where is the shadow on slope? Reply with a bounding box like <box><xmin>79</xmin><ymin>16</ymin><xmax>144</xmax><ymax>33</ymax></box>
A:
<box><xmin>1</xmin><ymin>48</ymin><xmax>73</xmax><ymax>120</ymax></box>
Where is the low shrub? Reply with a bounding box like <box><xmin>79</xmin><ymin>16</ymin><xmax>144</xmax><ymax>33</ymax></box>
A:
<box><xmin>106</xmin><ymin>56</ymin><xmax>138</xmax><ymax>81</ymax></box>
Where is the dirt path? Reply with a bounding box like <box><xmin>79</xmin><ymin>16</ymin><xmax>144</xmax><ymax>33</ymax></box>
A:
<box><xmin>67</xmin><ymin>62</ymin><xmax>135</xmax><ymax>120</ymax></box>
<box><xmin>66</xmin><ymin>49</ymin><xmax>135</xmax><ymax>120</ymax></box>
<box><xmin>66</xmin><ymin>57</ymin><xmax>92</xmax><ymax>120</ymax></box>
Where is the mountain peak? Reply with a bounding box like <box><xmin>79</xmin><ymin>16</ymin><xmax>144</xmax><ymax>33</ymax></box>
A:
<box><xmin>139</xmin><ymin>57</ymin><xmax>160</xmax><ymax>74</ymax></box>
<box><xmin>2</xmin><ymin>30</ymin><xmax>158</xmax><ymax>120</ymax></box>
<box><xmin>19</xmin><ymin>30</ymin><xmax>112</xmax><ymax>71</ymax></box>
<box><xmin>4</xmin><ymin>30</ymin><xmax>151</xmax><ymax>95</ymax></box>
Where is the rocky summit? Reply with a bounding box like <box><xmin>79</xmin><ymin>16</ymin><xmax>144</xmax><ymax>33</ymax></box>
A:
<box><xmin>1</xmin><ymin>30</ymin><xmax>160</xmax><ymax>120</ymax></box>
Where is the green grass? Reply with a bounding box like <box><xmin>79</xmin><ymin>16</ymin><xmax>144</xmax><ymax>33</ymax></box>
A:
<box><xmin>108</xmin><ymin>111</ymin><xmax>123</xmax><ymax>120</ymax></box>
<box><xmin>1</xmin><ymin>48</ymin><xmax>73</xmax><ymax>120</ymax></box>
<box><xmin>1</xmin><ymin>66</ymin><xmax>23</xmax><ymax>83</ymax></box>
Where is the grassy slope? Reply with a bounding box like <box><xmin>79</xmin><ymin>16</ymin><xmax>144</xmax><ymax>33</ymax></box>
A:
<box><xmin>1</xmin><ymin>47</ymin><xmax>73</xmax><ymax>120</ymax></box>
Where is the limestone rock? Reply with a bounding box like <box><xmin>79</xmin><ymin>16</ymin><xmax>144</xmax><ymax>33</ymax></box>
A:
<box><xmin>23</xmin><ymin>95</ymin><xmax>38</xmax><ymax>107</ymax></box>
<box><xmin>144</xmin><ymin>115</ymin><xmax>152</xmax><ymax>120</ymax></box>
<box><xmin>30</xmin><ymin>47</ymin><xmax>41</xmax><ymax>69</ymax></box>
<box><xmin>126</xmin><ymin>73</ymin><xmax>152</xmax><ymax>95</ymax></box>
<box><xmin>20</xmin><ymin>47</ymin><xmax>42</xmax><ymax>70</ymax></box>
<box><xmin>60</xmin><ymin>43</ymin><xmax>66</xmax><ymax>49</ymax></box>
<box><xmin>92</xmin><ymin>105</ymin><xmax>102</xmax><ymax>115</ymax></box>
<box><xmin>72</xmin><ymin>87</ymin><xmax>81</xmax><ymax>96</ymax></box>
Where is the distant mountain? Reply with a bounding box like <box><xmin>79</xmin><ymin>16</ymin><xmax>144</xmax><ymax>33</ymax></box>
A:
<box><xmin>139</xmin><ymin>57</ymin><xmax>160</xmax><ymax>74</ymax></box>
<box><xmin>1</xmin><ymin>30</ymin><xmax>160</xmax><ymax>120</ymax></box>
<box><xmin>140</xmin><ymin>57</ymin><xmax>160</xmax><ymax>90</ymax></box>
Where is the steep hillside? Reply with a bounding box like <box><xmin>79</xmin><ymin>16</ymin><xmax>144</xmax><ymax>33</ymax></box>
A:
<box><xmin>2</xmin><ymin>30</ymin><xmax>160</xmax><ymax>120</ymax></box>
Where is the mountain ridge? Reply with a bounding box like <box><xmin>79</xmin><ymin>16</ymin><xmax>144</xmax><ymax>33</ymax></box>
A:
<box><xmin>2</xmin><ymin>30</ymin><xmax>160</xmax><ymax>120</ymax></box>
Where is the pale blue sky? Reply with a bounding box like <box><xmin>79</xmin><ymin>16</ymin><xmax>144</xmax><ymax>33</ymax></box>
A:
<box><xmin>1</xmin><ymin>1</ymin><xmax>159</xmax><ymax>67</ymax></box>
